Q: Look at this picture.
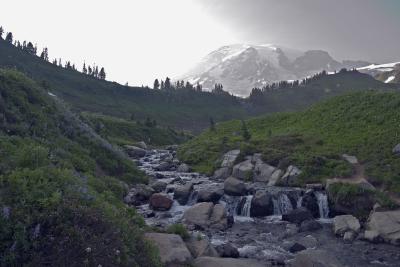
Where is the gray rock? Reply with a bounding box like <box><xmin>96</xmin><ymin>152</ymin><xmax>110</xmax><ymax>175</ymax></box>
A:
<box><xmin>151</xmin><ymin>181</ymin><xmax>167</xmax><ymax>193</ymax></box>
<box><xmin>289</xmin><ymin>243</ymin><xmax>307</xmax><ymax>253</ymax></box>
<box><xmin>149</xmin><ymin>193</ymin><xmax>173</xmax><ymax>211</ymax></box>
<box><xmin>290</xmin><ymin>249</ymin><xmax>344</xmax><ymax>267</ymax></box>
<box><xmin>136</xmin><ymin>141</ymin><xmax>148</xmax><ymax>150</ymax></box>
<box><xmin>342</xmin><ymin>154</ymin><xmax>358</xmax><ymax>164</ymax></box>
<box><xmin>278</xmin><ymin>165</ymin><xmax>302</xmax><ymax>186</ymax></box>
<box><xmin>155</xmin><ymin>161</ymin><xmax>173</xmax><ymax>171</ymax></box>
<box><xmin>183</xmin><ymin>202</ymin><xmax>228</xmax><ymax>230</ymax></box>
<box><xmin>124</xmin><ymin>145</ymin><xmax>146</xmax><ymax>158</ymax></box>
<box><xmin>253</xmin><ymin>160</ymin><xmax>279</xmax><ymax>183</ymax></box>
<box><xmin>145</xmin><ymin>233</ymin><xmax>193</xmax><ymax>266</ymax></box>
<box><xmin>299</xmin><ymin>219</ymin><xmax>323</xmax><ymax>232</ymax></box>
<box><xmin>343</xmin><ymin>231</ymin><xmax>356</xmax><ymax>243</ymax></box>
<box><xmin>174</xmin><ymin>182</ymin><xmax>194</xmax><ymax>205</ymax></box>
<box><xmin>224</xmin><ymin>177</ymin><xmax>247</xmax><ymax>196</ymax></box>
<box><xmin>124</xmin><ymin>184</ymin><xmax>154</xmax><ymax>205</ymax></box>
<box><xmin>213</xmin><ymin>167</ymin><xmax>231</xmax><ymax>180</ymax></box>
<box><xmin>185</xmin><ymin>235</ymin><xmax>219</xmax><ymax>258</ymax></box>
<box><xmin>267</xmin><ymin>169</ymin><xmax>283</xmax><ymax>186</ymax></box>
<box><xmin>197</xmin><ymin>187</ymin><xmax>224</xmax><ymax>203</ymax></box>
<box><xmin>367</xmin><ymin>210</ymin><xmax>400</xmax><ymax>245</ymax></box>
<box><xmin>362</xmin><ymin>230</ymin><xmax>382</xmax><ymax>244</ymax></box>
<box><xmin>333</xmin><ymin>215</ymin><xmax>360</xmax><ymax>236</ymax></box>
<box><xmin>282</xmin><ymin>208</ymin><xmax>313</xmax><ymax>225</ymax></box>
<box><xmin>250</xmin><ymin>190</ymin><xmax>274</xmax><ymax>217</ymax></box>
<box><xmin>193</xmin><ymin>256</ymin><xmax>266</xmax><ymax>267</ymax></box>
<box><xmin>221</xmin><ymin>149</ymin><xmax>241</xmax><ymax>168</ymax></box>
<box><xmin>215</xmin><ymin>243</ymin><xmax>239</xmax><ymax>258</ymax></box>
<box><xmin>232</xmin><ymin>160</ymin><xmax>254</xmax><ymax>180</ymax></box>
<box><xmin>298</xmin><ymin>235</ymin><xmax>318</xmax><ymax>248</ymax></box>
<box><xmin>177</xmin><ymin>163</ymin><xmax>190</xmax><ymax>173</ymax></box>
<box><xmin>392</xmin><ymin>144</ymin><xmax>400</xmax><ymax>155</ymax></box>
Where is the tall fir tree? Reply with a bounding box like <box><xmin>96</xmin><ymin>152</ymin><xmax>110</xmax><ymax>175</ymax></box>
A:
<box><xmin>5</xmin><ymin>32</ymin><xmax>13</xmax><ymax>43</ymax></box>
<box><xmin>153</xmin><ymin>79</ymin><xmax>160</xmax><ymax>90</ymax></box>
<box><xmin>82</xmin><ymin>62</ymin><xmax>88</xmax><ymax>74</ymax></box>
<box><xmin>99</xmin><ymin>67</ymin><xmax>106</xmax><ymax>80</ymax></box>
<box><xmin>164</xmin><ymin>77</ymin><xmax>171</xmax><ymax>90</ymax></box>
<box><xmin>0</xmin><ymin>26</ymin><xmax>4</xmax><ymax>39</ymax></box>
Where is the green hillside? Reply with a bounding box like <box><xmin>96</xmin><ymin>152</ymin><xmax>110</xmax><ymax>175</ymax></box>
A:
<box><xmin>179</xmin><ymin>91</ymin><xmax>400</xmax><ymax>194</ymax></box>
<box><xmin>0</xmin><ymin>69</ymin><xmax>161</xmax><ymax>266</ymax></box>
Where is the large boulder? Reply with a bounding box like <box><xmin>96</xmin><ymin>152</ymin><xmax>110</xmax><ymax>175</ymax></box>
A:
<box><xmin>290</xmin><ymin>249</ymin><xmax>343</xmax><ymax>267</ymax></box>
<box><xmin>149</xmin><ymin>193</ymin><xmax>173</xmax><ymax>211</ymax></box>
<box><xmin>135</xmin><ymin>141</ymin><xmax>148</xmax><ymax>150</ymax></box>
<box><xmin>367</xmin><ymin>210</ymin><xmax>400</xmax><ymax>245</ymax></box>
<box><xmin>145</xmin><ymin>233</ymin><xmax>193</xmax><ymax>266</ymax></box>
<box><xmin>124</xmin><ymin>184</ymin><xmax>154</xmax><ymax>205</ymax></box>
<box><xmin>155</xmin><ymin>161</ymin><xmax>173</xmax><ymax>171</ymax></box>
<box><xmin>124</xmin><ymin>145</ymin><xmax>146</xmax><ymax>158</ymax></box>
<box><xmin>150</xmin><ymin>181</ymin><xmax>167</xmax><ymax>193</ymax></box>
<box><xmin>333</xmin><ymin>215</ymin><xmax>360</xmax><ymax>236</ymax></box>
<box><xmin>213</xmin><ymin>167</ymin><xmax>231</xmax><ymax>180</ymax></box>
<box><xmin>174</xmin><ymin>182</ymin><xmax>194</xmax><ymax>205</ymax></box>
<box><xmin>393</xmin><ymin>144</ymin><xmax>400</xmax><ymax>155</ymax></box>
<box><xmin>177</xmin><ymin>163</ymin><xmax>191</xmax><ymax>173</ymax></box>
<box><xmin>301</xmin><ymin>191</ymin><xmax>320</xmax><ymax>218</ymax></box>
<box><xmin>221</xmin><ymin>149</ymin><xmax>241</xmax><ymax>168</ymax></box>
<box><xmin>282</xmin><ymin>208</ymin><xmax>313</xmax><ymax>225</ymax></box>
<box><xmin>299</xmin><ymin>219</ymin><xmax>322</xmax><ymax>232</ymax></box>
<box><xmin>185</xmin><ymin>236</ymin><xmax>219</xmax><ymax>258</ymax></box>
<box><xmin>278</xmin><ymin>165</ymin><xmax>302</xmax><ymax>186</ymax></box>
<box><xmin>197</xmin><ymin>187</ymin><xmax>224</xmax><ymax>203</ymax></box>
<box><xmin>224</xmin><ymin>177</ymin><xmax>247</xmax><ymax>196</ymax></box>
<box><xmin>253</xmin><ymin>160</ymin><xmax>281</xmax><ymax>183</ymax></box>
<box><xmin>250</xmin><ymin>190</ymin><xmax>274</xmax><ymax>217</ymax></box>
<box><xmin>232</xmin><ymin>160</ymin><xmax>254</xmax><ymax>180</ymax></box>
<box><xmin>193</xmin><ymin>257</ymin><xmax>266</xmax><ymax>267</ymax></box>
<box><xmin>183</xmin><ymin>202</ymin><xmax>228</xmax><ymax>230</ymax></box>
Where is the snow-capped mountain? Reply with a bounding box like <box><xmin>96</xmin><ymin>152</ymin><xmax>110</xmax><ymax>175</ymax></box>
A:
<box><xmin>358</xmin><ymin>62</ymin><xmax>400</xmax><ymax>84</ymax></box>
<box><xmin>180</xmin><ymin>44</ymin><xmax>370</xmax><ymax>96</ymax></box>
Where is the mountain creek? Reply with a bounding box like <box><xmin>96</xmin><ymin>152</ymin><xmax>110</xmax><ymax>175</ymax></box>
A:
<box><xmin>125</xmin><ymin>147</ymin><xmax>400</xmax><ymax>267</ymax></box>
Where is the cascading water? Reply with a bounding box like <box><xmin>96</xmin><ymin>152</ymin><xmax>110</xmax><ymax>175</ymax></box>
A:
<box><xmin>314</xmin><ymin>191</ymin><xmax>330</xmax><ymax>218</ymax></box>
<box><xmin>240</xmin><ymin>195</ymin><xmax>253</xmax><ymax>217</ymax></box>
<box><xmin>273</xmin><ymin>194</ymin><xmax>294</xmax><ymax>215</ymax></box>
<box><xmin>187</xmin><ymin>190</ymin><xmax>198</xmax><ymax>206</ymax></box>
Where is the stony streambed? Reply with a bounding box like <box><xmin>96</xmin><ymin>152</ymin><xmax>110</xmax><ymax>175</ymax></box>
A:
<box><xmin>129</xmin><ymin>148</ymin><xmax>400</xmax><ymax>266</ymax></box>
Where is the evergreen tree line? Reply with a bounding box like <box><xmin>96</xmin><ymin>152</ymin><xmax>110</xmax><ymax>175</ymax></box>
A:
<box><xmin>0</xmin><ymin>26</ymin><xmax>106</xmax><ymax>80</ymax></box>
<box><xmin>153</xmin><ymin>77</ymin><xmax>203</xmax><ymax>92</ymax></box>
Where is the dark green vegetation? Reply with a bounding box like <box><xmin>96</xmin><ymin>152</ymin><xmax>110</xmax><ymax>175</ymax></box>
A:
<box><xmin>0</xmin><ymin>69</ymin><xmax>161</xmax><ymax>266</ymax></box>
<box><xmin>179</xmin><ymin>91</ymin><xmax>400</xmax><ymax>195</ymax></box>
<box><xmin>82</xmin><ymin>112</ymin><xmax>191</xmax><ymax>146</ymax></box>
<box><xmin>1</xmin><ymin>38</ymin><xmax>398</xmax><ymax>133</ymax></box>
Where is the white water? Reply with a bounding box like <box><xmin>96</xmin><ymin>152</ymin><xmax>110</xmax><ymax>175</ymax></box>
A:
<box><xmin>273</xmin><ymin>194</ymin><xmax>294</xmax><ymax>215</ymax></box>
<box><xmin>315</xmin><ymin>191</ymin><xmax>330</xmax><ymax>218</ymax></box>
<box><xmin>240</xmin><ymin>195</ymin><xmax>253</xmax><ymax>217</ymax></box>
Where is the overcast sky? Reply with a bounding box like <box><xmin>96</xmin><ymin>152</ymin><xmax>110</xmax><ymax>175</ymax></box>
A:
<box><xmin>2</xmin><ymin>0</ymin><xmax>399</xmax><ymax>86</ymax></box>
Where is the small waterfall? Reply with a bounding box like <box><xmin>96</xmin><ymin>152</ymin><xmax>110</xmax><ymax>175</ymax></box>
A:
<box><xmin>296</xmin><ymin>196</ymin><xmax>303</xmax><ymax>208</ymax></box>
<box><xmin>314</xmin><ymin>191</ymin><xmax>329</xmax><ymax>218</ymax></box>
<box><xmin>187</xmin><ymin>190</ymin><xmax>198</xmax><ymax>206</ymax></box>
<box><xmin>240</xmin><ymin>195</ymin><xmax>253</xmax><ymax>217</ymax></box>
<box><xmin>273</xmin><ymin>194</ymin><xmax>293</xmax><ymax>215</ymax></box>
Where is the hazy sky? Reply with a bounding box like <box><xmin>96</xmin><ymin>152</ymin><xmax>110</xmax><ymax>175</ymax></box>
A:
<box><xmin>2</xmin><ymin>0</ymin><xmax>399</xmax><ymax>86</ymax></box>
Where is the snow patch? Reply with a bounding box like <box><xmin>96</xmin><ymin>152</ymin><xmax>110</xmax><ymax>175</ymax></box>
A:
<box><xmin>48</xmin><ymin>92</ymin><xmax>56</xmax><ymax>97</ymax></box>
<box><xmin>358</xmin><ymin>62</ymin><xmax>400</xmax><ymax>71</ymax></box>
<box><xmin>385</xmin><ymin>76</ymin><xmax>395</xmax><ymax>83</ymax></box>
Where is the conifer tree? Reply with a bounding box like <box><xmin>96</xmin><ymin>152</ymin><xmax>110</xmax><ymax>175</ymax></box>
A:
<box><xmin>164</xmin><ymin>77</ymin><xmax>171</xmax><ymax>90</ymax></box>
<box><xmin>99</xmin><ymin>67</ymin><xmax>106</xmax><ymax>80</ymax></box>
<box><xmin>82</xmin><ymin>62</ymin><xmax>88</xmax><ymax>74</ymax></box>
<box><xmin>153</xmin><ymin>79</ymin><xmax>160</xmax><ymax>89</ymax></box>
<box><xmin>0</xmin><ymin>26</ymin><xmax>4</xmax><ymax>39</ymax></box>
<box><xmin>5</xmin><ymin>32</ymin><xmax>13</xmax><ymax>43</ymax></box>
<box><xmin>241</xmin><ymin>120</ymin><xmax>251</xmax><ymax>141</ymax></box>
<box><xmin>160</xmin><ymin>80</ymin><xmax>165</xmax><ymax>90</ymax></box>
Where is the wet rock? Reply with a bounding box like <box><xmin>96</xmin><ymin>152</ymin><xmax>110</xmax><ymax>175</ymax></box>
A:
<box><xmin>306</xmin><ymin>184</ymin><xmax>324</xmax><ymax>190</ymax></box>
<box><xmin>232</xmin><ymin>160</ymin><xmax>254</xmax><ymax>180</ymax></box>
<box><xmin>155</xmin><ymin>161</ymin><xmax>173</xmax><ymax>171</ymax></box>
<box><xmin>362</xmin><ymin>230</ymin><xmax>382</xmax><ymax>244</ymax></box>
<box><xmin>224</xmin><ymin>177</ymin><xmax>247</xmax><ymax>196</ymax></box>
<box><xmin>285</xmin><ymin>223</ymin><xmax>299</xmax><ymax>236</ymax></box>
<box><xmin>124</xmin><ymin>184</ymin><xmax>154</xmax><ymax>205</ymax></box>
<box><xmin>301</xmin><ymin>191</ymin><xmax>320</xmax><ymax>218</ymax></box>
<box><xmin>149</xmin><ymin>193</ymin><xmax>173</xmax><ymax>211</ymax></box>
<box><xmin>197</xmin><ymin>188</ymin><xmax>224</xmax><ymax>203</ymax></box>
<box><xmin>150</xmin><ymin>181</ymin><xmax>167</xmax><ymax>193</ymax></box>
<box><xmin>213</xmin><ymin>167</ymin><xmax>231</xmax><ymax>180</ymax></box>
<box><xmin>290</xmin><ymin>249</ymin><xmax>343</xmax><ymax>267</ymax></box>
<box><xmin>124</xmin><ymin>145</ymin><xmax>146</xmax><ymax>158</ymax></box>
<box><xmin>289</xmin><ymin>243</ymin><xmax>307</xmax><ymax>253</ymax></box>
<box><xmin>177</xmin><ymin>163</ymin><xmax>190</xmax><ymax>173</ymax></box>
<box><xmin>299</xmin><ymin>219</ymin><xmax>322</xmax><ymax>232</ymax></box>
<box><xmin>392</xmin><ymin>144</ymin><xmax>400</xmax><ymax>155</ymax></box>
<box><xmin>136</xmin><ymin>141</ymin><xmax>147</xmax><ymax>150</ymax></box>
<box><xmin>193</xmin><ymin>257</ymin><xmax>266</xmax><ymax>267</ymax></box>
<box><xmin>185</xmin><ymin>235</ymin><xmax>219</xmax><ymax>258</ymax></box>
<box><xmin>282</xmin><ymin>208</ymin><xmax>313</xmax><ymax>225</ymax></box>
<box><xmin>174</xmin><ymin>182</ymin><xmax>194</xmax><ymax>205</ymax></box>
<box><xmin>221</xmin><ymin>149</ymin><xmax>241</xmax><ymax>168</ymax></box>
<box><xmin>145</xmin><ymin>233</ymin><xmax>193</xmax><ymax>266</ymax></box>
<box><xmin>215</xmin><ymin>243</ymin><xmax>239</xmax><ymax>258</ymax></box>
<box><xmin>333</xmin><ymin>215</ymin><xmax>360</xmax><ymax>236</ymax></box>
<box><xmin>298</xmin><ymin>235</ymin><xmax>318</xmax><ymax>248</ymax></box>
<box><xmin>250</xmin><ymin>190</ymin><xmax>274</xmax><ymax>217</ymax></box>
<box><xmin>166</xmin><ymin>145</ymin><xmax>179</xmax><ymax>151</ymax></box>
<box><xmin>367</xmin><ymin>210</ymin><xmax>400</xmax><ymax>245</ymax></box>
<box><xmin>278</xmin><ymin>165</ymin><xmax>302</xmax><ymax>186</ymax></box>
<box><xmin>343</xmin><ymin>231</ymin><xmax>356</xmax><ymax>243</ymax></box>
<box><xmin>183</xmin><ymin>202</ymin><xmax>228</xmax><ymax>230</ymax></box>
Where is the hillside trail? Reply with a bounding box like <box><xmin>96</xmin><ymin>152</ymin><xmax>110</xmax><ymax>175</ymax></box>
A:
<box><xmin>329</xmin><ymin>159</ymin><xmax>400</xmax><ymax>205</ymax></box>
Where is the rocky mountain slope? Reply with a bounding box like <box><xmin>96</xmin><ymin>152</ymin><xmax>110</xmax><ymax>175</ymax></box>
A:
<box><xmin>180</xmin><ymin>44</ymin><xmax>370</xmax><ymax>96</ymax></box>
<box><xmin>358</xmin><ymin>62</ymin><xmax>400</xmax><ymax>84</ymax></box>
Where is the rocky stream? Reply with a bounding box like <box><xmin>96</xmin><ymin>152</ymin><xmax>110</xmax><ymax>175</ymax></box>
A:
<box><xmin>124</xmin><ymin>146</ymin><xmax>400</xmax><ymax>267</ymax></box>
